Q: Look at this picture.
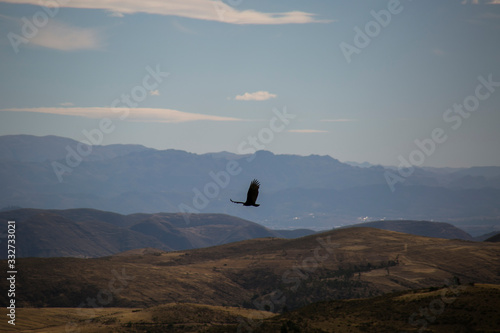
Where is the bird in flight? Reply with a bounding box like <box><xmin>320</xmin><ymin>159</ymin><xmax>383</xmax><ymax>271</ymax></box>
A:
<box><xmin>230</xmin><ymin>179</ymin><xmax>260</xmax><ymax>207</ymax></box>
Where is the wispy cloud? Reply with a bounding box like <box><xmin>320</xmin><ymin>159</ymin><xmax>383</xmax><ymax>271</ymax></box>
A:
<box><xmin>0</xmin><ymin>0</ymin><xmax>330</xmax><ymax>25</ymax></box>
<box><xmin>59</xmin><ymin>102</ymin><xmax>74</xmax><ymax>106</ymax></box>
<box><xmin>2</xmin><ymin>14</ymin><xmax>103</xmax><ymax>52</ymax></box>
<box><xmin>1</xmin><ymin>107</ymin><xmax>243</xmax><ymax>123</ymax></box>
<box><xmin>107</xmin><ymin>11</ymin><xmax>124</xmax><ymax>18</ymax></box>
<box><xmin>321</xmin><ymin>118</ymin><xmax>358</xmax><ymax>122</ymax></box>
<box><xmin>234</xmin><ymin>91</ymin><xmax>277</xmax><ymax>101</ymax></box>
<box><xmin>149</xmin><ymin>90</ymin><xmax>160</xmax><ymax>96</ymax></box>
<box><xmin>288</xmin><ymin>129</ymin><xmax>328</xmax><ymax>133</ymax></box>
<box><xmin>31</xmin><ymin>20</ymin><xmax>103</xmax><ymax>51</ymax></box>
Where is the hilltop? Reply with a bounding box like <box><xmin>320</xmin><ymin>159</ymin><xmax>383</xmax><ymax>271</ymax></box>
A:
<box><xmin>343</xmin><ymin>220</ymin><xmax>474</xmax><ymax>240</ymax></box>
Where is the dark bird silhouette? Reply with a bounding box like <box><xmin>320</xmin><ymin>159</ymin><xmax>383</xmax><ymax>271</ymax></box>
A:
<box><xmin>230</xmin><ymin>179</ymin><xmax>260</xmax><ymax>207</ymax></box>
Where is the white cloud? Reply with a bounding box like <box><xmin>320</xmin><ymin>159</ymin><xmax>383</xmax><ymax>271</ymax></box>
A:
<box><xmin>288</xmin><ymin>129</ymin><xmax>328</xmax><ymax>133</ymax></box>
<box><xmin>149</xmin><ymin>90</ymin><xmax>160</xmax><ymax>96</ymax></box>
<box><xmin>30</xmin><ymin>20</ymin><xmax>103</xmax><ymax>51</ymax></box>
<box><xmin>59</xmin><ymin>102</ymin><xmax>74</xmax><ymax>106</ymax></box>
<box><xmin>0</xmin><ymin>0</ymin><xmax>330</xmax><ymax>25</ymax></box>
<box><xmin>234</xmin><ymin>91</ymin><xmax>277</xmax><ymax>101</ymax></box>
<box><xmin>1</xmin><ymin>107</ymin><xmax>243</xmax><ymax>123</ymax></box>
<box><xmin>461</xmin><ymin>0</ymin><xmax>500</xmax><ymax>3</ymax></box>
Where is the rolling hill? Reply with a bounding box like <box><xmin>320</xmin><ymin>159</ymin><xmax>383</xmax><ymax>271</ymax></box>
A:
<box><xmin>5</xmin><ymin>210</ymin><xmax>172</xmax><ymax>258</ymax></box>
<box><xmin>0</xmin><ymin>208</ymin><xmax>316</xmax><ymax>258</ymax></box>
<box><xmin>485</xmin><ymin>233</ymin><xmax>500</xmax><ymax>242</ymax></box>
<box><xmin>343</xmin><ymin>220</ymin><xmax>474</xmax><ymax>240</ymax></box>
<box><xmin>254</xmin><ymin>284</ymin><xmax>500</xmax><ymax>333</ymax></box>
<box><xmin>3</xmin><ymin>227</ymin><xmax>499</xmax><ymax>312</ymax></box>
<box><xmin>0</xmin><ymin>208</ymin><xmax>482</xmax><ymax>259</ymax></box>
<box><xmin>4</xmin><ymin>285</ymin><xmax>499</xmax><ymax>332</ymax></box>
<box><xmin>0</xmin><ymin>304</ymin><xmax>274</xmax><ymax>333</ymax></box>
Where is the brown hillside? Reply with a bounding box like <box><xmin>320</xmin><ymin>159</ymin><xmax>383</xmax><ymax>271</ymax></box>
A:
<box><xmin>344</xmin><ymin>220</ymin><xmax>474</xmax><ymax>240</ymax></box>
<box><xmin>485</xmin><ymin>232</ymin><xmax>500</xmax><ymax>242</ymax></box>
<box><xmin>254</xmin><ymin>284</ymin><xmax>500</xmax><ymax>333</ymax></box>
<box><xmin>0</xmin><ymin>209</ymin><xmax>290</xmax><ymax>258</ymax></box>
<box><xmin>13</xmin><ymin>211</ymin><xmax>171</xmax><ymax>257</ymax></box>
<box><xmin>0</xmin><ymin>303</ymin><xmax>274</xmax><ymax>332</ymax></box>
<box><xmin>2</xmin><ymin>227</ymin><xmax>500</xmax><ymax>312</ymax></box>
<box><xmin>2</xmin><ymin>285</ymin><xmax>499</xmax><ymax>332</ymax></box>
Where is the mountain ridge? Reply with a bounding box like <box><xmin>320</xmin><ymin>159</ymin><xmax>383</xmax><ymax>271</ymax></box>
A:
<box><xmin>1</xmin><ymin>134</ymin><xmax>500</xmax><ymax>233</ymax></box>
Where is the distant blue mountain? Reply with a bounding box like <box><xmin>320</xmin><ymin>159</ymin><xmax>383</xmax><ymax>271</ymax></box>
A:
<box><xmin>1</xmin><ymin>135</ymin><xmax>500</xmax><ymax>233</ymax></box>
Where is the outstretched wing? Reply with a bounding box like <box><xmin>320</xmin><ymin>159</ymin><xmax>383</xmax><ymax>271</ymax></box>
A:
<box><xmin>246</xmin><ymin>179</ymin><xmax>260</xmax><ymax>205</ymax></box>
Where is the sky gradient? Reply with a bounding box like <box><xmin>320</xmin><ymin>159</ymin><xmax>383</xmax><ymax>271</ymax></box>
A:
<box><xmin>1</xmin><ymin>0</ymin><xmax>499</xmax><ymax>167</ymax></box>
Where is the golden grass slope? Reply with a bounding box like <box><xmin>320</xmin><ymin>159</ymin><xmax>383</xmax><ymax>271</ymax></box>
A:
<box><xmin>255</xmin><ymin>284</ymin><xmax>500</xmax><ymax>332</ymax></box>
<box><xmin>2</xmin><ymin>285</ymin><xmax>499</xmax><ymax>332</ymax></box>
<box><xmin>0</xmin><ymin>304</ymin><xmax>273</xmax><ymax>332</ymax></box>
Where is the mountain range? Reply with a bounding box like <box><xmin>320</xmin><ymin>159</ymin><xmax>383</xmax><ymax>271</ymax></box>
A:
<box><xmin>1</xmin><ymin>134</ymin><xmax>500</xmax><ymax>234</ymax></box>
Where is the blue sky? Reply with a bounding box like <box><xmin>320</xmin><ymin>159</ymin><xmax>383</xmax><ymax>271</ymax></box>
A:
<box><xmin>0</xmin><ymin>0</ymin><xmax>499</xmax><ymax>167</ymax></box>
